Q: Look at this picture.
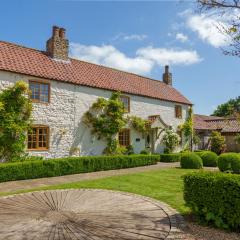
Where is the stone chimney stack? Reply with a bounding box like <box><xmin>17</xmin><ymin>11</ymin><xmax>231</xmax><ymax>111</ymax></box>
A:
<box><xmin>46</xmin><ymin>26</ymin><xmax>69</xmax><ymax>61</ymax></box>
<box><xmin>162</xmin><ymin>65</ymin><xmax>172</xmax><ymax>86</ymax></box>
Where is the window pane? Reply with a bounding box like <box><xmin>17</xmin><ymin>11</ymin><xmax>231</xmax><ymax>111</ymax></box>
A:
<box><xmin>29</xmin><ymin>82</ymin><xmax>40</xmax><ymax>100</ymax></box>
<box><xmin>119</xmin><ymin>129</ymin><xmax>130</xmax><ymax>146</ymax></box>
<box><xmin>28</xmin><ymin>128</ymin><xmax>37</xmax><ymax>149</ymax></box>
<box><xmin>40</xmin><ymin>83</ymin><xmax>49</xmax><ymax>102</ymax></box>
<box><xmin>120</xmin><ymin>96</ymin><xmax>130</xmax><ymax>112</ymax></box>
<box><xmin>29</xmin><ymin>82</ymin><xmax>49</xmax><ymax>103</ymax></box>
<box><xmin>27</xmin><ymin>127</ymin><xmax>49</xmax><ymax>150</ymax></box>
<box><xmin>175</xmin><ymin>106</ymin><xmax>182</xmax><ymax>118</ymax></box>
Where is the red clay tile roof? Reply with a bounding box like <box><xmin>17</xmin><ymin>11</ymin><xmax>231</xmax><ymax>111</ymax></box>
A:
<box><xmin>0</xmin><ymin>41</ymin><xmax>192</xmax><ymax>105</ymax></box>
<box><xmin>194</xmin><ymin>114</ymin><xmax>240</xmax><ymax>133</ymax></box>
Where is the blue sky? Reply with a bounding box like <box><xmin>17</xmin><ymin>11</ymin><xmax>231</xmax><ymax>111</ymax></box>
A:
<box><xmin>0</xmin><ymin>0</ymin><xmax>239</xmax><ymax>115</ymax></box>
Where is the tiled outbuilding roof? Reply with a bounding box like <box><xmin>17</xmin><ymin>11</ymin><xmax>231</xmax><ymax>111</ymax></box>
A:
<box><xmin>194</xmin><ymin>114</ymin><xmax>240</xmax><ymax>133</ymax></box>
<box><xmin>0</xmin><ymin>41</ymin><xmax>192</xmax><ymax>105</ymax></box>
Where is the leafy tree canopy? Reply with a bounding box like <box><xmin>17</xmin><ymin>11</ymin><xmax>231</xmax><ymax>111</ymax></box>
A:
<box><xmin>0</xmin><ymin>81</ymin><xmax>32</xmax><ymax>161</ymax></box>
<box><xmin>212</xmin><ymin>96</ymin><xmax>240</xmax><ymax>117</ymax></box>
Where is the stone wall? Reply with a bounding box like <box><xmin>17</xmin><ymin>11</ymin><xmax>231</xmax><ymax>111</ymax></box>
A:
<box><xmin>0</xmin><ymin>70</ymin><xmax>189</xmax><ymax>158</ymax></box>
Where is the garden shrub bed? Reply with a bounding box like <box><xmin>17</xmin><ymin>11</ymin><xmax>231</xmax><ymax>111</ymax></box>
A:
<box><xmin>184</xmin><ymin>171</ymin><xmax>240</xmax><ymax>230</ymax></box>
<box><xmin>0</xmin><ymin>154</ymin><xmax>159</xmax><ymax>182</ymax></box>
<box><xmin>160</xmin><ymin>153</ymin><xmax>181</xmax><ymax>162</ymax></box>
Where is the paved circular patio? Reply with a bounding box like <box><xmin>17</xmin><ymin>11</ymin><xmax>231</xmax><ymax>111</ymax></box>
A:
<box><xmin>0</xmin><ymin>189</ymin><xmax>186</xmax><ymax>239</ymax></box>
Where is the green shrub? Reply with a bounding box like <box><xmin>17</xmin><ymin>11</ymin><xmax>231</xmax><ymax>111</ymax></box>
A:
<box><xmin>140</xmin><ymin>149</ymin><xmax>150</xmax><ymax>155</ymax></box>
<box><xmin>218</xmin><ymin>153</ymin><xmax>240</xmax><ymax>173</ymax></box>
<box><xmin>125</xmin><ymin>145</ymin><xmax>134</xmax><ymax>155</ymax></box>
<box><xmin>210</xmin><ymin>131</ymin><xmax>225</xmax><ymax>154</ymax></box>
<box><xmin>184</xmin><ymin>172</ymin><xmax>240</xmax><ymax>230</ymax></box>
<box><xmin>0</xmin><ymin>155</ymin><xmax>160</xmax><ymax>183</ymax></box>
<box><xmin>160</xmin><ymin>153</ymin><xmax>181</xmax><ymax>162</ymax></box>
<box><xmin>195</xmin><ymin>151</ymin><xmax>218</xmax><ymax>167</ymax></box>
<box><xmin>180</xmin><ymin>153</ymin><xmax>203</xmax><ymax>169</ymax></box>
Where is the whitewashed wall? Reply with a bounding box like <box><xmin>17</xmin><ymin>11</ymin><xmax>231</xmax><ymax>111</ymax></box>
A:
<box><xmin>0</xmin><ymin>70</ymin><xmax>189</xmax><ymax>158</ymax></box>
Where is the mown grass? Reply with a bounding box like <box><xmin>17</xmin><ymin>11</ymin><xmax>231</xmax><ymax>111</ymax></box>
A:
<box><xmin>0</xmin><ymin>168</ymin><xmax>200</xmax><ymax>214</ymax></box>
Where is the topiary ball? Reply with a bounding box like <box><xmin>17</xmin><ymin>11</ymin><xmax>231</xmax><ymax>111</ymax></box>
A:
<box><xmin>180</xmin><ymin>153</ymin><xmax>203</xmax><ymax>169</ymax></box>
<box><xmin>218</xmin><ymin>153</ymin><xmax>240</xmax><ymax>173</ymax></box>
<box><xmin>201</xmin><ymin>151</ymin><xmax>218</xmax><ymax>167</ymax></box>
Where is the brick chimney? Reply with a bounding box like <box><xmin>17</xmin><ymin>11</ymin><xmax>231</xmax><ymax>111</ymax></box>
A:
<box><xmin>162</xmin><ymin>65</ymin><xmax>172</xmax><ymax>86</ymax></box>
<box><xmin>46</xmin><ymin>26</ymin><xmax>69</xmax><ymax>61</ymax></box>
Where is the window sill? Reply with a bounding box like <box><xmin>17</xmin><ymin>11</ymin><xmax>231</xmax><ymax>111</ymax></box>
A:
<box><xmin>27</xmin><ymin>149</ymin><xmax>49</xmax><ymax>152</ymax></box>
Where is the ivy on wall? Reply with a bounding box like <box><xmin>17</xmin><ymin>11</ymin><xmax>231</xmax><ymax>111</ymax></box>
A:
<box><xmin>83</xmin><ymin>92</ymin><xmax>150</xmax><ymax>154</ymax></box>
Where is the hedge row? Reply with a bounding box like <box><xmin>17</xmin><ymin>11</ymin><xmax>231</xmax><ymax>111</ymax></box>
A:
<box><xmin>160</xmin><ymin>153</ymin><xmax>181</xmax><ymax>162</ymax></box>
<box><xmin>0</xmin><ymin>155</ymin><xmax>159</xmax><ymax>183</ymax></box>
<box><xmin>184</xmin><ymin>172</ymin><xmax>240</xmax><ymax>230</ymax></box>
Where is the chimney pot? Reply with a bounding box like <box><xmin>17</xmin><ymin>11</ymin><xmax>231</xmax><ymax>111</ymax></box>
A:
<box><xmin>162</xmin><ymin>65</ymin><xmax>172</xmax><ymax>85</ymax></box>
<box><xmin>165</xmin><ymin>65</ymin><xmax>169</xmax><ymax>73</ymax></box>
<box><xmin>46</xmin><ymin>26</ymin><xmax>69</xmax><ymax>61</ymax></box>
<box><xmin>59</xmin><ymin>28</ymin><xmax>66</xmax><ymax>39</ymax></box>
<box><xmin>52</xmin><ymin>26</ymin><xmax>60</xmax><ymax>37</ymax></box>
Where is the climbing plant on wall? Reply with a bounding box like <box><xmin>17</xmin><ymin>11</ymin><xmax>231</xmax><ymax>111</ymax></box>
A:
<box><xmin>128</xmin><ymin>116</ymin><xmax>149</xmax><ymax>134</ymax></box>
<box><xmin>83</xmin><ymin>92</ymin><xmax>150</xmax><ymax>155</ymax></box>
<box><xmin>0</xmin><ymin>81</ymin><xmax>32</xmax><ymax>161</ymax></box>
<box><xmin>178</xmin><ymin>107</ymin><xmax>194</xmax><ymax>150</ymax></box>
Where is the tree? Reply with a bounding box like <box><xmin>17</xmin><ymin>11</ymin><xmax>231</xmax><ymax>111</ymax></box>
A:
<box><xmin>212</xmin><ymin>96</ymin><xmax>240</xmax><ymax>116</ymax></box>
<box><xmin>0</xmin><ymin>81</ymin><xmax>32</xmax><ymax>161</ymax></box>
<box><xmin>197</xmin><ymin>0</ymin><xmax>240</xmax><ymax>57</ymax></box>
<box><xmin>210</xmin><ymin>131</ymin><xmax>226</xmax><ymax>154</ymax></box>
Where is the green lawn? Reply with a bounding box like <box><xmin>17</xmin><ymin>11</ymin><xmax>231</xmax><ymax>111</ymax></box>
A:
<box><xmin>0</xmin><ymin>168</ymin><xmax>198</xmax><ymax>214</ymax></box>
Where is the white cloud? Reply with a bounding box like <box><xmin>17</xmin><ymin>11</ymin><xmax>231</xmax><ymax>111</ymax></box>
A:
<box><xmin>123</xmin><ymin>34</ymin><xmax>148</xmax><ymax>41</ymax></box>
<box><xmin>137</xmin><ymin>47</ymin><xmax>202</xmax><ymax>66</ymax></box>
<box><xmin>186</xmin><ymin>14</ymin><xmax>230</xmax><ymax>47</ymax></box>
<box><xmin>70</xmin><ymin>43</ymin><xmax>153</xmax><ymax>75</ymax></box>
<box><xmin>70</xmin><ymin>42</ymin><xmax>202</xmax><ymax>75</ymax></box>
<box><xmin>181</xmin><ymin>10</ymin><xmax>233</xmax><ymax>48</ymax></box>
<box><xmin>176</xmin><ymin>33</ymin><xmax>188</xmax><ymax>42</ymax></box>
<box><xmin>113</xmin><ymin>33</ymin><xmax>148</xmax><ymax>42</ymax></box>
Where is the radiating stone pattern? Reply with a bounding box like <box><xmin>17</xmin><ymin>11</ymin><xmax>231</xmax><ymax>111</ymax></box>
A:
<box><xmin>0</xmin><ymin>189</ymin><xmax>172</xmax><ymax>240</ymax></box>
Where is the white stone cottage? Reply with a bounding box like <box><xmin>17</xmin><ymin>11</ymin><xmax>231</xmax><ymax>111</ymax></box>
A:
<box><xmin>0</xmin><ymin>26</ymin><xmax>192</xmax><ymax>158</ymax></box>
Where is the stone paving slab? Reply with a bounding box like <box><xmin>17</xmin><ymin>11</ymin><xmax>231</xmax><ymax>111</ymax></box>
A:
<box><xmin>0</xmin><ymin>189</ymin><xmax>189</xmax><ymax>240</ymax></box>
<box><xmin>0</xmin><ymin>162</ymin><xmax>180</xmax><ymax>193</ymax></box>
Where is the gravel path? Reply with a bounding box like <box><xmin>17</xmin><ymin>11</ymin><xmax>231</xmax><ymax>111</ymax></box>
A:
<box><xmin>186</xmin><ymin>220</ymin><xmax>240</xmax><ymax>240</ymax></box>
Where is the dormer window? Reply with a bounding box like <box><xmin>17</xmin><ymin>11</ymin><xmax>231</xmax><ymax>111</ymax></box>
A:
<box><xmin>29</xmin><ymin>80</ymin><xmax>50</xmax><ymax>103</ymax></box>
<box><xmin>120</xmin><ymin>95</ymin><xmax>130</xmax><ymax>113</ymax></box>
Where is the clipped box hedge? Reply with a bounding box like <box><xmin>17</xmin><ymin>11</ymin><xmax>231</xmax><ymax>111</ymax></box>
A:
<box><xmin>195</xmin><ymin>151</ymin><xmax>218</xmax><ymax>167</ymax></box>
<box><xmin>184</xmin><ymin>172</ymin><xmax>240</xmax><ymax>230</ymax></box>
<box><xmin>0</xmin><ymin>154</ymin><xmax>159</xmax><ymax>183</ymax></box>
<box><xmin>218</xmin><ymin>153</ymin><xmax>240</xmax><ymax>173</ymax></box>
<box><xmin>180</xmin><ymin>153</ymin><xmax>203</xmax><ymax>169</ymax></box>
<box><xmin>160</xmin><ymin>153</ymin><xmax>181</xmax><ymax>162</ymax></box>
